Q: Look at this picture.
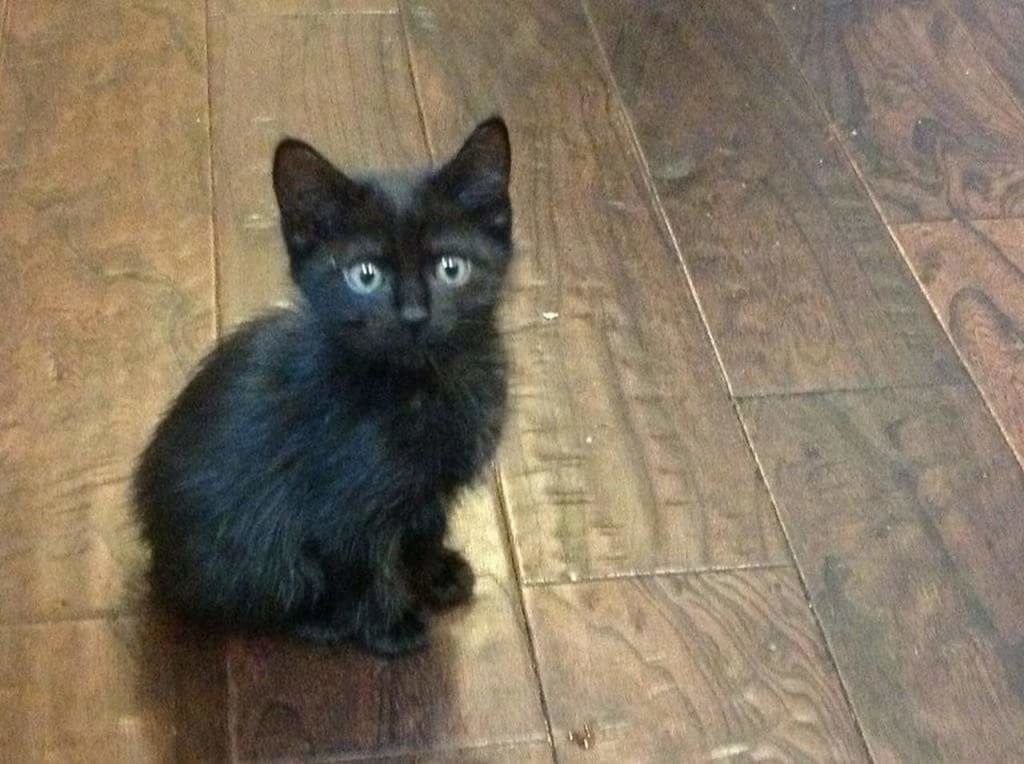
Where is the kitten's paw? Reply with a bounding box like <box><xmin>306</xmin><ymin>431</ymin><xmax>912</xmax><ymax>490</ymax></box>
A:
<box><xmin>424</xmin><ymin>548</ymin><xmax>475</xmax><ymax>609</ymax></box>
<box><xmin>361</xmin><ymin>610</ymin><xmax>429</xmax><ymax>656</ymax></box>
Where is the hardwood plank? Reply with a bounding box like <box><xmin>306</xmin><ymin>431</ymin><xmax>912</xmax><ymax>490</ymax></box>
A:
<box><xmin>740</xmin><ymin>387</ymin><xmax>1024</xmax><ymax>760</ymax></box>
<box><xmin>765</xmin><ymin>0</ymin><xmax>1024</xmax><ymax>223</ymax></box>
<box><xmin>898</xmin><ymin>219</ymin><xmax>1024</xmax><ymax>471</ymax></box>
<box><xmin>228</xmin><ymin>484</ymin><xmax>548</xmax><ymax>760</ymax></box>
<box><xmin>0</xmin><ymin>616</ymin><xmax>229</xmax><ymax>762</ymax></box>
<box><xmin>209</xmin><ymin>0</ymin><xmax>396</xmax><ymax>16</ymax></box>
<box><xmin>210</xmin><ymin>9</ymin><xmax>546</xmax><ymax>759</ymax></box>
<box><xmin>403</xmin><ymin>0</ymin><xmax>786</xmax><ymax>584</ymax></box>
<box><xmin>0</xmin><ymin>0</ymin><xmax>213</xmax><ymax>620</ymax></box>
<box><xmin>949</xmin><ymin>0</ymin><xmax>1024</xmax><ymax>107</ymax></box>
<box><xmin>208</xmin><ymin>11</ymin><xmax>424</xmax><ymax>328</ymax></box>
<box><xmin>525</xmin><ymin>568</ymin><xmax>864</xmax><ymax>761</ymax></box>
<box><xmin>588</xmin><ymin>0</ymin><xmax>964</xmax><ymax>395</ymax></box>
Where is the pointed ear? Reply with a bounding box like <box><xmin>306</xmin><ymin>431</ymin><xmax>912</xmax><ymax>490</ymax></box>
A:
<box><xmin>435</xmin><ymin>116</ymin><xmax>511</xmax><ymax>210</ymax></box>
<box><xmin>272</xmin><ymin>138</ymin><xmax>364</xmax><ymax>262</ymax></box>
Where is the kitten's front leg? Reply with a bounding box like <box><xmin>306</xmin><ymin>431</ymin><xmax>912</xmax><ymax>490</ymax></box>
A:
<box><xmin>354</xmin><ymin>533</ymin><xmax>430</xmax><ymax>656</ymax></box>
<box><xmin>402</xmin><ymin>497</ymin><xmax>476</xmax><ymax>610</ymax></box>
<box><xmin>293</xmin><ymin>534</ymin><xmax>427</xmax><ymax>656</ymax></box>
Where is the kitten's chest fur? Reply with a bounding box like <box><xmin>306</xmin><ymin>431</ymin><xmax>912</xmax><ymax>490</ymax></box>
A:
<box><xmin>335</xmin><ymin>345</ymin><xmax>506</xmax><ymax>497</ymax></box>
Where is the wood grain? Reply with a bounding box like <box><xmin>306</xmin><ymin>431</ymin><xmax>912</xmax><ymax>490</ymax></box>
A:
<box><xmin>898</xmin><ymin>219</ymin><xmax>1024</xmax><ymax>471</ymax></box>
<box><xmin>0</xmin><ymin>617</ymin><xmax>228</xmax><ymax>762</ymax></box>
<box><xmin>209</xmin><ymin>0</ymin><xmax>397</xmax><ymax>16</ymax></box>
<box><xmin>359</xmin><ymin>741</ymin><xmax>555</xmax><ymax>763</ymax></box>
<box><xmin>588</xmin><ymin>0</ymin><xmax>964</xmax><ymax>396</ymax></box>
<box><xmin>208</xmin><ymin>11</ymin><xmax>425</xmax><ymax>328</ymax></box>
<box><xmin>741</xmin><ymin>387</ymin><xmax>1024</xmax><ymax>760</ymax></box>
<box><xmin>403</xmin><ymin>0</ymin><xmax>786</xmax><ymax>584</ymax></box>
<box><xmin>949</xmin><ymin>0</ymin><xmax>1024</xmax><ymax>107</ymax></box>
<box><xmin>765</xmin><ymin>0</ymin><xmax>1024</xmax><ymax>223</ymax></box>
<box><xmin>0</xmin><ymin>0</ymin><xmax>213</xmax><ymax>621</ymax></box>
<box><xmin>525</xmin><ymin>569</ymin><xmax>864</xmax><ymax>762</ymax></box>
<box><xmin>228</xmin><ymin>484</ymin><xmax>548</xmax><ymax>760</ymax></box>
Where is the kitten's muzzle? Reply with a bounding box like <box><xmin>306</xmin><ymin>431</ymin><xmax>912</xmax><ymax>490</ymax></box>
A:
<box><xmin>399</xmin><ymin>303</ymin><xmax>429</xmax><ymax>329</ymax></box>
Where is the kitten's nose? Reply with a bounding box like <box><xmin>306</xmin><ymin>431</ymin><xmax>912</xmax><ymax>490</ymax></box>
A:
<box><xmin>400</xmin><ymin>303</ymin><xmax>429</xmax><ymax>330</ymax></box>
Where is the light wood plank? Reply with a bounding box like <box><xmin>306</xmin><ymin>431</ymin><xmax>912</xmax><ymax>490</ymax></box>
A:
<box><xmin>587</xmin><ymin>0</ymin><xmax>964</xmax><ymax>395</ymax></box>
<box><xmin>741</xmin><ymin>387</ymin><xmax>1024</xmax><ymax>760</ymax></box>
<box><xmin>525</xmin><ymin>569</ymin><xmax>865</xmax><ymax>761</ymax></box>
<box><xmin>0</xmin><ymin>2</ymin><xmax>225</xmax><ymax>757</ymax></box>
<box><xmin>765</xmin><ymin>0</ymin><xmax>1024</xmax><ymax>223</ymax></box>
<box><xmin>899</xmin><ymin>219</ymin><xmax>1024</xmax><ymax>471</ymax></box>
<box><xmin>208</xmin><ymin>11</ymin><xmax>424</xmax><ymax>328</ymax></box>
<box><xmin>403</xmin><ymin>0</ymin><xmax>786</xmax><ymax>584</ymax></box>
<box><xmin>208</xmin><ymin>14</ymin><xmax>545</xmax><ymax>755</ymax></box>
<box><xmin>0</xmin><ymin>0</ymin><xmax>213</xmax><ymax>621</ymax></box>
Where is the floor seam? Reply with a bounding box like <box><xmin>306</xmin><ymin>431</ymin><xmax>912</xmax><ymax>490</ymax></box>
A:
<box><xmin>396</xmin><ymin>0</ymin><xmax>435</xmax><ymax>161</ymax></box>
<box><xmin>521</xmin><ymin>561</ymin><xmax>793</xmax><ymax>588</ymax></box>
<box><xmin>204</xmin><ymin>2</ymin><xmax>224</xmax><ymax>340</ymax></box>
<box><xmin>492</xmin><ymin>466</ymin><xmax>561</xmax><ymax>761</ymax></box>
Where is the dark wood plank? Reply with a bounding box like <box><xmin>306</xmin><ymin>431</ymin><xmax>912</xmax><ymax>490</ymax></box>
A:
<box><xmin>209</xmin><ymin>0</ymin><xmax>396</xmax><ymax>16</ymax></box>
<box><xmin>765</xmin><ymin>0</ymin><xmax>1024</xmax><ymax>223</ymax></box>
<box><xmin>949</xmin><ymin>0</ymin><xmax>1024</xmax><ymax>107</ymax></box>
<box><xmin>403</xmin><ymin>0</ymin><xmax>786</xmax><ymax>584</ymax></box>
<box><xmin>228</xmin><ymin>485</ymin><xmax>548</xmax><ymax>760</ymax></box>
<box><xmin>208</xmin><ymin>11</ymin><xmax>424</xmax><ymax>328</ymax></box>
<box><xmin>898</xmin><ymin>219</ymin><xmax>1024</xmax><ymax>470</ymax></box>
<box><xmin>740</xmin><ymin>387</ymin><xmax>1024</xmax><ymax>760</ymax></box>
<box><xmin>588</xmin><ymin>0</ymin><xmax>964</xmax><ymax>395</ymax></box>
<box><xmin>0</xmin><ymin>617</ymin><xmax>229</xmax><ymax>761</ymax></box>
<box><xmin>0</xmin><ymin>0</ymin><xmax>213</xmax><ymax>620</ymax></box>
<box><xmin>525</xmin><ymin>568</ymin><xmax>864</xmax><ymax>761</ymax></box>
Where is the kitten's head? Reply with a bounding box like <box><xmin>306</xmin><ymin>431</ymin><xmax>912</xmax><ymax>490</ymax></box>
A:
<box><xmin>272</xmin><ymin>117</ymin><xmax>512</xmax><ymax>366</ymax></box>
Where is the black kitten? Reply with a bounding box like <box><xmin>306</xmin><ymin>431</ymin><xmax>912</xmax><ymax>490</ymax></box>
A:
<box><xmin>134</xmin><ymin>117</ymin><xmax>513</xmax><ymax>655</ymax></box>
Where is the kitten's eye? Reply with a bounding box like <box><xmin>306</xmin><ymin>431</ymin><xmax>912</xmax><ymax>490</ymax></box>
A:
<box><xmin>344</xmin><ymin>262</ymin><xmax>384</xmax><ymax>294</ymax></box>
<box><xmin>435</xmin><ymin>255</ymin><xmax>471</xmax><ymax>287</ymax></box>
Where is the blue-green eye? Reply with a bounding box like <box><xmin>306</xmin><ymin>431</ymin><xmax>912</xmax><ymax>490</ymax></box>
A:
<box><xmin>436</xmin><ymin>255</ymin><xmax>471</xmax><ymax>287</ymax></box>
<box><xmin>344</xmin><ymin>261</ymin><xmax>384</xmax><ymax>294</ymax></box>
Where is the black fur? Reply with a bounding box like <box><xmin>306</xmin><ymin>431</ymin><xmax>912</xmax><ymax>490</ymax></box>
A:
<box><xmin>134</xmin><ymin>118</ymin><xmax>513</xmax><ymax>655</ymax></box>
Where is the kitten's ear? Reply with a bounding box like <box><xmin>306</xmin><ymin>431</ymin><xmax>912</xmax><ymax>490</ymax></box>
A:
<box><xmin>435</xmin><ymin>116</ymin><xmax>511</xmax><ymax>210</ymax></box>
<box><xmin>273</xmin><ymin>139</ymin><xmax>365</xmax><ymax>262</ymax></box>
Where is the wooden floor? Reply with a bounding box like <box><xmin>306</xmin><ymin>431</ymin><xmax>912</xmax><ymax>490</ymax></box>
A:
<box><xmin>2</xmin><ymin>0</ymin><xmax>1024</xmax><ymax>760</ymax></box>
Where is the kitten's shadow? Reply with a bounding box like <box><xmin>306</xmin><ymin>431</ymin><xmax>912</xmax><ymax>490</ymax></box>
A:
<box><xmin>126</xmin><ymin>579</ymin><xmax>234</xmax><ymax>760</ymax></box>
<box><xmin>127</xmin><ymin>578</ymin><xmax>459</xmax><ymax>759</ymax></box>
<box><xmin>211</xmin><ymin>617</ymin><xmax>460</xmax><ymax>758</ymax></box>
